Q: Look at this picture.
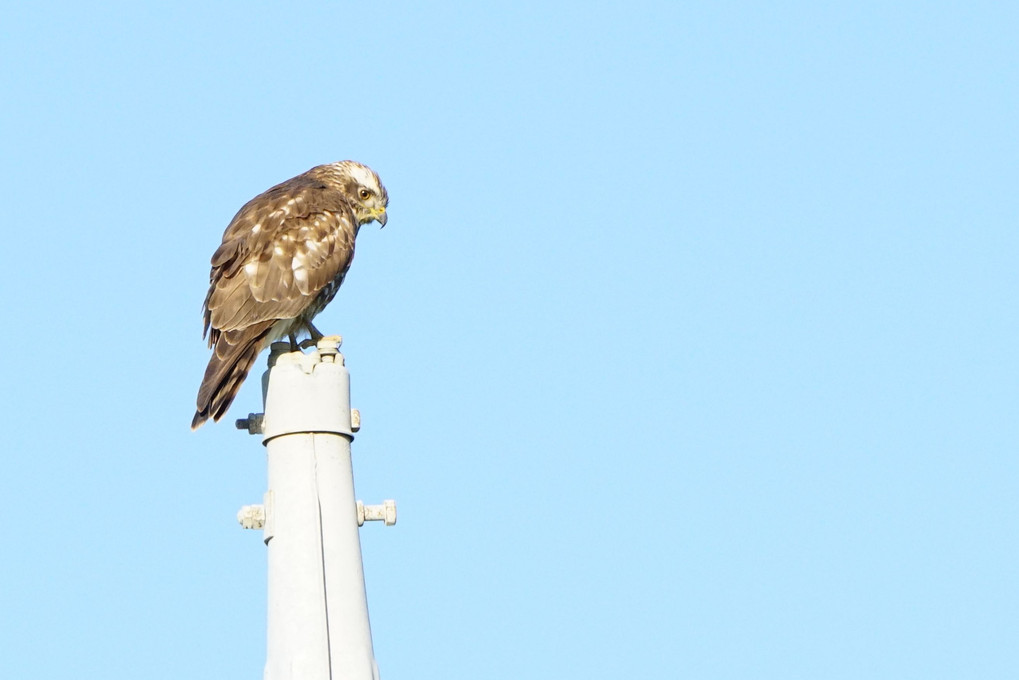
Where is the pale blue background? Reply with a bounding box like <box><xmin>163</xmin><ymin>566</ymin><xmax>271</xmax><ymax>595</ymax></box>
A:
<box><xmin>1</xmin><ymin>2</ymin><xmax>1016</xmax><ymax>678</ymax></box>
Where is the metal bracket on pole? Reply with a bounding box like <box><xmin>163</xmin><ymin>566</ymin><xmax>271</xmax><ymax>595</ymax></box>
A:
<box><xmin>238</xmin><ymin>499</ymin><xmax>397</xmax><ymax>530</ymax></box>
<box><xmin>237</xmin><ymin>410</ymin><xmax>360</xmax><ymax>435</ymax></box>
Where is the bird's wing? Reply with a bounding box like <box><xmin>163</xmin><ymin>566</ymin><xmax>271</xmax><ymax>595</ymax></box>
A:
<box><xmin>203</xmin><ymin>179</ymin><xmax>357</xmax><ymax>336</ymax></box>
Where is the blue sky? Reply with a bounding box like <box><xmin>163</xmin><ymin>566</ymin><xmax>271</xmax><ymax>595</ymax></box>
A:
<box><xmin>1</xmin><ymin>1</ymin><xmax>1016</xmax><ymax>678</ymax></box>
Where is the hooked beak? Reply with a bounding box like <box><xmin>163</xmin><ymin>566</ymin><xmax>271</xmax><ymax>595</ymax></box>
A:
<box><xmin>376</xmin><ymin>209</ymin><xmax>388</xmax><ymax>228</ymax></box>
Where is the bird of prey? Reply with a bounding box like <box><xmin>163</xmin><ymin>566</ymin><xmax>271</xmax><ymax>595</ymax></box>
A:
<box><xmin>192</xmin><ymin>161</ymin><xmax>388</xmax><ymax>430</ymax></box>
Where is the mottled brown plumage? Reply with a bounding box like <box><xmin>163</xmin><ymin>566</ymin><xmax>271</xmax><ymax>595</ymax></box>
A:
<box><xmin>192</xmin><ymin>161</ymin><xmax>388</xmax><ymax>429</ymax></box>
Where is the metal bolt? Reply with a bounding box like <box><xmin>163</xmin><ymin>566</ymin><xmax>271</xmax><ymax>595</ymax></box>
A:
<box><xmin>237</xmin><ymin>504</ymin><xmax>266</xmax><ymax>529</ymax></box>
<box><xmin>356</xmin><ymin>499</ymin><xmax>397</xmax><ymax>527</ymax></box>
<box><xmin>236</xmin><ymin>413</ymin><xmax>264</xmax><ymax>434</ymax></box>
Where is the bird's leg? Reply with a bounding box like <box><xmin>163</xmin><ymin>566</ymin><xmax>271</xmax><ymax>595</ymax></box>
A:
<box><xmin>305</xmin><ymin>320</ymin><xmax>325</xmax><ymax>341</ymax></box>
<box><xmin>288</xmin><ymin>333</ymin><xmax>300</xmax><ymax>351</ymax></box>
<box><xmin>298</xmin><ymin>320</ymin><xmax>325</xmax><ymax>349</ymax></box>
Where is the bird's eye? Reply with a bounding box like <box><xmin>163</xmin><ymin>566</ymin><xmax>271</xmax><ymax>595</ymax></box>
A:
<box><xmin>359</xmin><ymin>188</ymin><xmax>371</xmax><ymax>200</ymax></box>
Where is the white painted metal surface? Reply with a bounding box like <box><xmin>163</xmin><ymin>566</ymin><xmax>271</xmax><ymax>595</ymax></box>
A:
<box><xmin>257</xmin><ymin>338</ymin><xmax>380</xmax><ymax>680</ymax></box>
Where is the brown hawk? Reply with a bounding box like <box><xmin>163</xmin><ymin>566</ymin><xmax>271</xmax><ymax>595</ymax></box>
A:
<box><xmin>192</xmin><ymin>161</ymin><xmax>388</xmax><ymax>430</ymax></box>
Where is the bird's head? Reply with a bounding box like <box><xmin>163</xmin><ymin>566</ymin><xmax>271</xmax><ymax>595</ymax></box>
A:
<box><xmin>334</xmin><ymin>160</ymin><xmax>389</xmax><ymax>228</ymax></box>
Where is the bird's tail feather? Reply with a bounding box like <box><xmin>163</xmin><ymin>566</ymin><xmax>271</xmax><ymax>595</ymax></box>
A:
<box><xmin>192</xmin><ymin>321</ymin><xmax>275</xmax><ymax>430</ymax></box>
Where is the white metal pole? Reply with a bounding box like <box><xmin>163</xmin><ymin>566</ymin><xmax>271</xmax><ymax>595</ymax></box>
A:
<box><xmin>256</xmin><ymin>337</ymin><xmax>379</xmax><ymax>680</ymax></box>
